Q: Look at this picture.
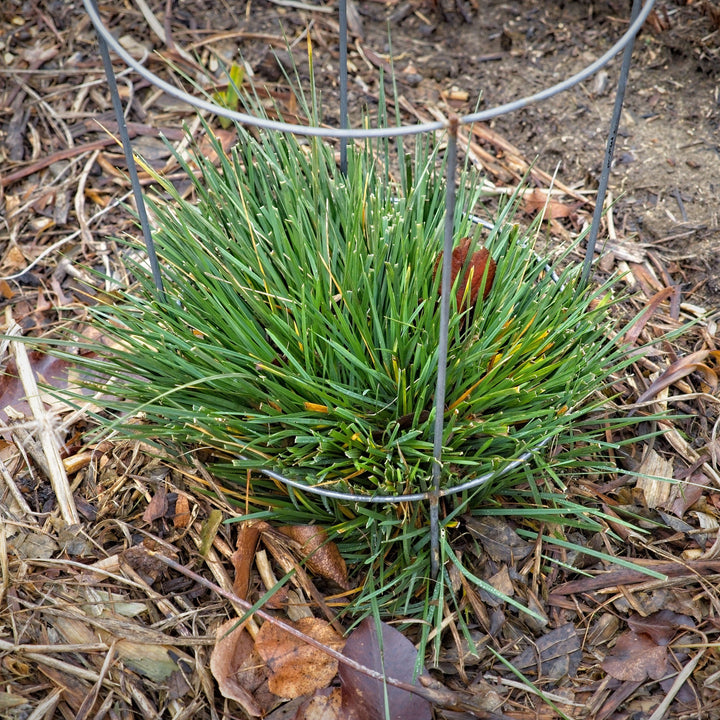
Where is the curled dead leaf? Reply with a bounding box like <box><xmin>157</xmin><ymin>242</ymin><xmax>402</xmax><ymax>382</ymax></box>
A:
<box><xmin>633</xmin><ymin>349</ymin><xmax>720</xmax><ymax>409</ymax></box>
<box><xmin>209</xmin><ymin>619</ymin><xmax>264</xmax><ymax>717</ymax></box>
<box><xmin>255</xmin><ymin>617</ymin><xmax>345</xmax><ymax>699</ymax></box>
<box><xmin>277</xmin><ymin>526</ymin><xmax>350</xmax><ymax>590</ymax></box>
<box><xmin>232</xmin><ymin>521</ymin><xmax>264</xmax><ymax>600</ymax></box>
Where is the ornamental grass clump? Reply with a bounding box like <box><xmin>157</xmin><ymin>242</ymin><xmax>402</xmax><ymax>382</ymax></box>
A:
<box><xmin>73</xmin><ymin>126</ymin><xmax>624</xmax><ymax>497</ymax></box>
<box><xmin>54</xmin><ymin>96</ymin><xmax>647</xmax><ymax>621</ymax></box>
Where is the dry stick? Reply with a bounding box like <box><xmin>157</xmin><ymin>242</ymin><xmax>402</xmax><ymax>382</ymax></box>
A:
<box><xmin>0</xmin><ymin>137</ymin><xmax>117</xmax><ymax>187</ymax></box>
<box><xmin>149</xmin><ymin>552</ymin><xmax>472</xmax><ymax>714</ymax></box>
<box><xmin>9</xmin><ymin>327</ymin><xmax>79</xmax><ymax>526</ymax></box>
<box><xmin>0</xmin><ymin>120</ymin><xmax>184</xmax><ymax>189</ymax></box>
<box><xmin>74</xmin><ymin>148</ymin><xmax>102</xmax><ymax>250</ymax></box>
<box><xmin>3</xmin><ymin>411</ymin><xmax>52</xmax><ymax>479</ymax></box>
<box><xmin>4</xmin><ymin>643</ymin><xmax>109</xmax><ymax>653</ymax></box>
<box><xmin>75</xmin><ymin>641</ymin><xmax>117</xmax><ymax>720</ymax></box>
<box><xmin>0</xmin><ymin>522</ymin><xmax>7</xmax><ymax>606</ymax></box>
<box><xmin>24</xmin><ymin>689</ymin><xmax>62</xmax><ymax>720</ymax></box>
<box><xmin>0</xmin><ymin>638</ymin><xmax>101</xmax><ymax>682</ymax></box>
<box><xmin>189</xmin><ymin>528</ymin><xmax>257</xmax><ymax>628</ymax></box>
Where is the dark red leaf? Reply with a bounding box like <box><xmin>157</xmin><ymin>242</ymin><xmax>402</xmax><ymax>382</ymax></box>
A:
<box><xmin>339</xmin><ymin>618</ymin><xmax>431</xmax><ymax>720</ymax></box>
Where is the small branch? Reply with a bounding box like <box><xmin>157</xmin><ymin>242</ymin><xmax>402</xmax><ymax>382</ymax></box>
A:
<box><xmin>8</xmin><ymin>323</ymin><xmax>79</xmax><ymax>526</ymax></box>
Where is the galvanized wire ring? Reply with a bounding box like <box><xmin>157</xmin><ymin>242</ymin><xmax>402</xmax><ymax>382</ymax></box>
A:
<box><xmin>84</xmin><ymin>0</ymin><xmax>655</xmax><ymax>138</ymax></box>
<box><xmin>82</xmin><ymin>0</ymin><xmax>652</xmax><ymax>552</ymax></box>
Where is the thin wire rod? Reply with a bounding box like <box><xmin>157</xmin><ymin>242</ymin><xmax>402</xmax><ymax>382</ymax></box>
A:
<box><xmin>582</xmin><ymin>0</ymin><xmax>643</xmax><ymax>285</ymax></box>
<box><xmin>430</xmin><ymin>117</ymin><xmax>459</xmax><ymax>577</ymax></box>
<box><xmin>94</xmin><ymin>3</ymin><xmax>164</xmax><ymax>296</ymax></box>
<box><xmin>82</xmin><ymin>0</ymin><xmax>655</xmax><ymax>139</ymax></box>
<box><xmin>338</xmin><ymin>0</ymin><xmax>348</xmax><ymax>175</ymax></box>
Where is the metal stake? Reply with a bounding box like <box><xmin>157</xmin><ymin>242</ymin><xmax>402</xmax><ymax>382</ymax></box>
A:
<box><xmin>338</xmin><ymin>0</ymin><xmax>349</xmax><ymax>175</ymax></box>
<box><xmin>582</xmin><ymin>0</ymin><xmax>643</xmax><ymax>286</ymax></box>
<box><xmin>430</xmin><ymin>115</ymin><xmax>459</xmax><ymax>578</ymax></box>
<box><xmin>92</xmin><ymin>0</ymin><xmax>164</xmax><ymax>296</ymax></box>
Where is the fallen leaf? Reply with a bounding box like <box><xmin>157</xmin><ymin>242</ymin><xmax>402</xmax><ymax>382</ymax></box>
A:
<box><xmin>627</xmin><ymin>610</ymin><xmax>695</xmax><ymax>646</ymax></box>
<box><xmin>636</xmin><ymin>448</ymin><xmax>674</xmax><ymax>509</ymax></box>
<box><xmin>339</xmin><ymin>618</ymin><xmax>432</xmax><ymax>720</ymax></box>
<box><xmin>0</xmin><ymin>352</ymin><xmax>78</xmax><ymax>421</ymax></box>
<box><xmin>463</xmin><ymin>515</ymin><xmax>533</xmax><ymax>563</ymax></box>
<box><xmin>115</xmin><ymin>640</ymin><xmax>180</xmax><ymax>682</ymax></box>
<box><xmin>232</xmin><ymin>521</ymin><xmax>264</xmax><ymax>600</ymax></box>
<box><xmin>670</xmin><ymin>471</ymin><xmax>711</xmax><ymax>517</ymax></box>
<box><xmin>277</xmin><ymin>526</ymin><xmax>350</xmax><ymax>590</ymax></box>
<box><xmin>210</xmin><ymin>618</ymin><xmax>264</xmax><ymax>717</ymax></box>
<box><xmin>435</xmin><ymin>237</ymin><xmax>496</xmax><ymax>310</ymax></box>
<box><xmin>623</xmin><ymin>287</ymin><xmax>675</xmax><ymax>345</ymax></box>
<box><xmin>173</xmin><ymin>493</ymin><xmax>191</xmax><ymax>528</ymax></box>
<box><xmin>255</xmin><ymin>617</ymin><xmax>345</xmax><ymax>698</ymax></box>
<box><xmin>39</xmin><ymin>667</ymin><xmax>90</xmax><ymax>713</ymax></box>
<box><xmin>511</xmin><ymin>623</ymin><xmax>581</xmax><ymax>679</ymax></box>
<box><xmin>522</xmin><ymin>188</ymin><xmax>579</xmax><ymax>221</ymax></box>
<box><xmin>601</xmin><ymin>631</ymin><xmax>669</xmax><ymax>682</ymax></box>
<box><xmin>294</xmin><ymin>688</ymin><xmax>342</xmax><ymax>720</ymax></box>
<box><xmin>634</xmin><ymin>349</ymin><xmax>720</xmax><ymax>407</ymax></box>
<box><xmin>143</xmin><ymin>487</ymin><xmax>168</xmax><ymax>523</ymax></box>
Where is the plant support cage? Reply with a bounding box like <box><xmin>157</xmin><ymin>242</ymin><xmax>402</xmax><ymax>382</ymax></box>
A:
<box><xmin>84</xmin><ymin>0</ymin><xmax>656</xmax><ymax>576</ymax></box>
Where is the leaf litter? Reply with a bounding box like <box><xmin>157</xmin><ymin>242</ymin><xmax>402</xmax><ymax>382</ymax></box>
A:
<box><xmin>1</xmin><ymin>2</ymin><xmax>720</xmax><ymax>719</ymax></box>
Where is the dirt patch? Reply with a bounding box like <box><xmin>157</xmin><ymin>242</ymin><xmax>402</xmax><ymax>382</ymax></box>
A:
<box><xmin>271</xmin><ymin>0</ymin><xmax>720</xmax><ymax>306</ymax></box>
<box><xmin>176</xmin><ymin>0</ymin><xmax>719</xmax><ymax>303</ymax></box>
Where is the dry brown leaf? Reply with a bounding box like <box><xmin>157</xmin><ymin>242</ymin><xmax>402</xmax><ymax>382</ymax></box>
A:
<box><xmin>209</xmin><ymin>618</ymin><xmax>264</xmax><ymax>717</ymax></box>
<box><xmin>142</xmin><ymin>488</ymin><xmax>168</xmax><ymax>523</ymax></box>
<box><xmin>255</xmin><ymin>617</ymin><xmax>344</xmax><ymax>699</ymax></box>
<box><xmin>670</xmin><ymin>470</ymin><xmax>710</xmax><ymax>517</ymax></box>
<box><xmin>232</xmin><ymin>521</ymin><xmax>264</xmax><ymax>600</ymax></box>
<box><xmin>277</xmin><ymin>526</ymin><xmax>350</xmax><ymax>590</ymax></box>
<box><xmin>487</xmin><ymin>566</ymin><xmax>513</xmax><ymax>598</ymax></box>
<box><xmin>522</xmin><ymin>188</ymin><xmax>579</xmax><ymax>221</ymax></box>
<box><xmin>623</xmin><ymin>286</ymin><xmax>675</xmax><ymax>345</ymax></box>
<box><xmin>627</xmin><ymin>610</ymin><xmax>695</xmax><ymax>646</ymax></box>
<box><xmin>39</xmin><ymin>667</ymin><xmax>90</xmax><ymax>714</ymax></box>
<box><xmin>635</xmin><ymin>349</ymin><xmax>720</xmax><ymax>407</ymax></box>
<box><xmin>463</xmin><ymin>515</ymin><xmax>533</xmax><ymax>563</ymax></box>
<box><xmin>173</xmin><ymin>493</ymin><xmax>191</xmax><ymax>528</ymax></box>
<box><xmin>294</xmin><ymin>688</ymin><xmax>343</xmax><ymax>720</ymax></box>
<box><xmin>601</xmin><ymin>631</ymin><xmax>669</xmax><ymax>682</ymax></box>
<box><xmin>511</xmin><ymin>623</ymin><xmax>581</xmax><ymax>680</ymax></box>
<box><xmin>434</xmin><ymin>237</ymin><xmax>496</xmax><ymax>310</ymax></box>
<box><xmin>699</xmin><ymin>526</ymin><xmax>720</xmax><ymax>559</ymax></box>
<box><xmin>636</xmin><ymin>448</ymin><xmax>674</xmax><ymax>509</ymax></box>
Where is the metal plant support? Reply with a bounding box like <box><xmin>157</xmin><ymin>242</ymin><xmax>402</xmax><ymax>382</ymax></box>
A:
<box><xmin>84</xmin><ymin>0</ymin><xmax>653</xmax><ymax>577</ymax></box>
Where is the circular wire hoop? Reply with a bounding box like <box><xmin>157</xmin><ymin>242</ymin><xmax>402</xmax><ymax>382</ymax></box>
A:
<box><xmin>83</xmin><ymin>0</ymin><xmax>653</xmax><ymax>556</ymax></box>
<box><xmin>84</xmin><ymin>0</ymin><xmax>655</xmax><ymax>138</ymax></box>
